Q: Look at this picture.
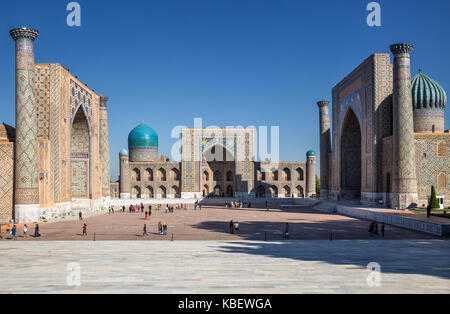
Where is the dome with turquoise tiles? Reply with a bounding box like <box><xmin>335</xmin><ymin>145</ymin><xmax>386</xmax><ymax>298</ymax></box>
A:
<box><xmin>306</xmin><ymin>150</ymin><xmax>316</xmax><ymax>157</ymax></box>
<box><xmin>411</xmin><ymin>71</ymin><xmax>447</xmax><ymax>111</ymax></box>
<box><xmin>119</xmin><ymin>148</ymin><xmax>128</xmax><ymax>156</ymax></box>
<box><xmin>128</xmin><ymin>123</ymin><xmax>158</xmax><ymax>148</ymax></box>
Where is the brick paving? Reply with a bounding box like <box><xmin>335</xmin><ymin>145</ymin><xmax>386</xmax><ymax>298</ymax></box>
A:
<box><xmin>0</xmin><ymin>204</ymin><xmax>445</xmax><ymax>241</ymax></box>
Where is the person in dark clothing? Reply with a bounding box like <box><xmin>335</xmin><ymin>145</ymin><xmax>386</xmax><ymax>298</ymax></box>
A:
<box><xmin>82</xmin><ymin>224</ymin><xmax>87</xmax><ymax>236</ymax></box>
<box><xmin>368</xmin><ymin>222</ymin><xmax>375</xmax><ymax>236</ymax></box>
<box><xmin>143</xmin><ymin>224</ymin><xmax>148</xmax><ymax>236</ymax></box>
<box><xmin>373</xmin><ymin>223</ymin><xmax>378</xmax><ymax>236</ymax></box>
<box><xmin>381</xmin><ymin>223</ymin><xmax>385</xmax><ymax>237</ymax></box>
<box><xmin>79</xmin><ymin>211</ymin><xmax>83</xmax><ymax>220</ymax></box>
<box><xmin>229</xmin><ymin>220</ymin><xmax>234</xmax><ymax>234</ymax></box>
<box><xmin>426</xmin><ymin>204</ymin><xmax>432</xmax><ymax>218</ymax></box>
<box><xmin>34</xmin><ymin>224</ymin><xmax>40</xmax><ymax>238</ymax></box>
<box><xmin>284</xmin><ymin>223</ymin><xmax>289</xmax><ymax>239</ymax></box>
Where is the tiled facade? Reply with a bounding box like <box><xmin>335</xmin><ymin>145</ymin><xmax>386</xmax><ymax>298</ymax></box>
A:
<box><xmin>2</xmin><ymin>28</ymin><xmax>111</xmax><ymax>222</ymax></box>
<box><xmin>115</xmin><ymin>128</ymin><xmax>316</xmax><ymax>199</ymax></box>
<box><xmin>321</xmin><ymin>44</ymin><xmax>449</xmax><ymax>208</ymax></box>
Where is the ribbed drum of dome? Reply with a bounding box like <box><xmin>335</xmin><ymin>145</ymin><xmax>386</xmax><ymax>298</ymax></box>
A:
<box><xmin>128</xmin><ymin>123</ymin><xmax>159</xmax><ymax>162</ymax></box>
<box><xmin>411</xmin><ymin>71</ymin><xmax>447</xmax><ymax>133</ymax></box>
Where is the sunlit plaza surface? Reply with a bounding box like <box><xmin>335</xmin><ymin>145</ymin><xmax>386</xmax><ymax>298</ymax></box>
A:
<box><xmin>0</xmin><ymin>205</ymin><xmax>449</xmax><ymax>294</ymax></box>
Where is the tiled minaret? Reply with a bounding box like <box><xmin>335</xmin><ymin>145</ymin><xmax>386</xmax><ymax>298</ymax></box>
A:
<box><xmin>99</xmin><ymin>96</ymin><xmax>111</xmax><ymax>198</ymax></box>
<box><xmin>317</xmin><ymin>100</ymin><xmax>331</xmax><ymax>199</ymax></box>
<box><xmin>119</xmin><ymin>149</ymin><xmax>130</xmax><ymax>199</ymax></box>
<box><xmin>305</xmin><ymin>150</ymin><xmax>316</xmax><ymax>197</ymax></box>
<box><xmin>10</xmin><ymin>28</ymin><xmax>40</xmax><ymax>222</ymax></box>
<box><xmin>390</xmin><ymin>43</ymin><xmax>418</xmax><ymax>209</ymax></box>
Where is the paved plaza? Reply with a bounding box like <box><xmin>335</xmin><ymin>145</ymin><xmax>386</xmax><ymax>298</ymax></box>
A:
<box><xmin>0</xmin><ymin>240</ymin><xmax>449</xmax><ymax>294</ymax></box>
<box><xmin>0</xmin><ymin>204</ymin><xmax>446</xmax><ymax>241</ymax></box>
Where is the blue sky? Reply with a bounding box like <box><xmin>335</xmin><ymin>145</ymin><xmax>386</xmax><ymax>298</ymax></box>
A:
<box><xmin>1</xmin><ymin>0</ymin><xmax>449</xmax><ymax>180</ymax></box>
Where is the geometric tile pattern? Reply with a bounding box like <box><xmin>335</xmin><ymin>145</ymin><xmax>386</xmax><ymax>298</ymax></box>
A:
<box><xmin>71</xmin><ymin>160</ymin><xmax>88</xmax><ymax>198</ymax></box>
<box><xmin>0</xmin><ymin>143</ymin><xmax>14</xmax><ymax>220</ymax></box>
<box><xmin>99</xmin><ymin>98</ymin><xmax>111</xmax><ymax>197</ymax></box>
<box><xmin>14</xmin><ymin>38</ymin><xmax>39</xmax><ymax>204</ymax></box>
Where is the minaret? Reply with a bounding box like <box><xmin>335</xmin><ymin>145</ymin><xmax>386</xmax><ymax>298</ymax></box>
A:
<box><xmin>99</xmin><ymin>96</ymin><xmax>111</xmax><ymax>198</ymax></box>
<box><xmin>10</xmin><ymin>28</ymin><xmax>40</xmax><ymax>222</ymax></box>
<box><xmin>317</xmin><ymin>100</ymin><xmax>331</xmax><ymax>199</ymax></box>
<box><xmin>305</xmin><ymin>150</ymin><xmax>316</xmax><ymax>197</ymax></box>
<box><xmin>389</xmin><ymin>43</ymin><xmax>418</xmax><ymax>209</ymax></box>
<box><xmin>119</xmin><ymin>149</ymin><xmax>130</xmax><ymax>199</ymax></box>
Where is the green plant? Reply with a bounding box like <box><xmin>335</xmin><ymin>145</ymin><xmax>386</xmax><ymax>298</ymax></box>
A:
<box><xmin>430</xmin><ymin>185</ymin><xmax>440</xmax><ymax>209</ymax></box>
<box><xmin>315</xmin><ymin>175</ymin><xmax>320</xmax><ymax>196</ymax></box>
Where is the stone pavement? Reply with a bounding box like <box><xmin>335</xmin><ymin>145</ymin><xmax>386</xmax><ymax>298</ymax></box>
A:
<box><xmin>0</xmin><ymin>240</ymin><xmax>449</xmax><ymax>294</ymax></box>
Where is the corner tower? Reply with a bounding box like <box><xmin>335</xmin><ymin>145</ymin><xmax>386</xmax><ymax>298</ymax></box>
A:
<box><xmin>317</xmin><ymin>100</ymin><xmax>331</xmax><ymax>199</ymax></box>
<box><xmin>10</xmin><ymin>27</ymin><xmax>40</xmax><ymax>222</ymax></box>
<box><xmin>390</xmin><ymin>43</ymin><xmax>418</xmax><ymax>209</ymax></box>
<box><xmin>305</xmin><ymin>150</ymin><xmax>316</xmax><ymax>197</ymax></box>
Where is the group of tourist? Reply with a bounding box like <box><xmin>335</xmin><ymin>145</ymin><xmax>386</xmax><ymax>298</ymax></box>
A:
<box><xmin>0</xmin><ymin>223</ymin><xmax>41</xmax><ymax>240</ymax></box>
<box><xmin>226</xmin><ymin>201</ymin><xmax>251</xmax><ymax>209</ymax></box>
<box><xmin>368</xmin><ymin>221</ymin><xmax>385</xmax><ymax>237</ymax></box>
<box><xmin>143</xmin><ymin>221</ymin><xmax>168</xmax><ymax>236</ymax></box>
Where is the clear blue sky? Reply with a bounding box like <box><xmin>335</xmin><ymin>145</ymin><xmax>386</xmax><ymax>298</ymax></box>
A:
<box><xmin>1</xmin><ymin>0</ymin><xmax>449</xmax><ymax>180</ymax></box>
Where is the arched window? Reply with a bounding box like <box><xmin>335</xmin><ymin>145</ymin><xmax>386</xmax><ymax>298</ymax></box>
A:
<box><xmin>437</xmin><ymin>174</ymin><xmax>447</xmax><ymax>189</ymax></box>
<box><xmin>132</xmin><ymin>168</ymin><xmax>141</xmax><ymax>182</ymax></box>
<box><xmin>283</xmin><ymin>185</ymin><xmax>291</xmax><ymax>197</ymax></box>
<box><xmin>226</xmin><ymin>185</ymin><xmax>233</xmax><ymax>197</ymax></box>
<box><xmin>171</xmin><ymin>168</ymin><xmax>180</xmax><ymax>181</ymax></box>
<box><xmin>159</xmin><ymin>186</ymin><xmax>166</xmax><ymax>198</ymax></box>
<box><xmin>145</xmin><ymin>168</ymin><xmax>153</xmax><ymax>181</ymax></box>
<box><xmin>171</xmin><ymin>186</ymin><xmax>180</xmax><ymax>198</ymax></box>
<box><xmin>296</xmin><ymin>168</ymin><xmax>304</xmax><ymax>181</ymax></box>
<box><xmin>213</xmin><ymin>171</ymin><xmax>222</xmax><ymax>182</ymax></box>
<box><xmin>269</xmin><ymin>185</ymin><xmax>278</xmax><ymax>198</ymax></box>
<box><xmin>272</xmin><ymin>170</ymin><xmax>278</xmax><ymax>181</ymax></box>
<box><xmin>145</xmin><ymin>186</ymin><xmax>153</xmax><ymax>198</ymax></box>
<box><xmin>256</xmin><ymin>185</ymin><xmax>265</xmax><ymax>198</ymax></box>
<box><xmin>203</xmin><ymin>184</ymin><xmax>209</xmax><ymax>197</ymax></box>
<box><xmin>132</xmin><ymin>186</ymin><xmax>141</xmax><ymax>198</ymax></box>
<box><xmin>203</xmin><ymin>170</ymin><xmax>210</xmax><ymax>181</ymax></box>
<box><xmin>437</xmin><ymin>142</ymin><xmax>447</xmax><ymax>157</ymax></box>
<box><xmin>158</xmin><ymin>168</ymin><xmax>166</xmax><ymax>181</ymax></box>
<box><xmin>283</xmin><ymin>168</ymin><xmax>291</xmax><ymax>181</ymax></box>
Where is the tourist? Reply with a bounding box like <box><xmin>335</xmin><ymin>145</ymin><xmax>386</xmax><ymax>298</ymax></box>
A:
<box><xmin>143</xmin><ymin>224</ymin><xmax>148</xmax><ymax>237</ymax></box>
<box><xmin>229</xmin><ymin>220</ymin><xmax>234</xmax><ymax>234</ymax></box>
<box><xmin>79</xmin><ymin>211</ymin><xmax>83</xmax><ymax>220</ymax></box>
<box><xmin>158</xmin><ymin>221</ymin><xmax>162</xmax><ymax>235</ymax></box>
<box><xmin>381</xmin><ymin>223</ymin><xmax>385</xmax><ymax>237</ymax></box>
<box><xmin>368</xmin><ymin>222</ymin><xmax>375</xmax><ymax>236</ymax></box>
<box><xmin>0</xmin><ymin>225</ymin><xmax>2</xmax><ymax>239</ymax></box>
<box><xmin>199</xmin><ymin>204</ymin><xmax>202</xmax><ymax>211</ymax></box>
<box><xmin>265</xmin><ymin>200</ymin><xmax>269</xmax><ymax>211</ymax></box>
<box><xmin>373</xmin><ymin>223</ymin><xmax>378</xmax><ymax>236</ymax></box>
<box><xmin>23</xmin><ymin>224</ymin><xmax>29</xmax><ymax>238</ymax></box>
<box><xmin>82</xmin><ymin>224</ymin><xmax>87</xmax><ymax>236</ymax></box>
<box><xmin>34</xmin><ymin>224</ymin><xmax>40</xmax><ymax>238</ymax></box>
<box><xmin>426</xmin><ymin>204</ymin><xmax>431</xmax><ymax>218</ymax></box>
<box><xmin>284</xmin><ymin>223</ymin><xmax>289</xmax><ymax>239</ymax></box>
<box><xmin>163</xmin><ymin>224</ymin><xmax>167</xmax><ymax>235</ymax></box>
<box><xmin>11</xmin><ymin>225</ymin><xmax>17</xmax><ymax>240</ymax></box>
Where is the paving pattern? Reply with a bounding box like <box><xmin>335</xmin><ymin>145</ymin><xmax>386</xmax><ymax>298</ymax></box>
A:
<box><xmin>0</xmin><ymin>205</ymin><xmax>444</xmax><ymax>241</ymax></box>
<box><xmin>0</xmin><ymin>240</ymin><xmax>449</xmax><ymax>294</ymax></box>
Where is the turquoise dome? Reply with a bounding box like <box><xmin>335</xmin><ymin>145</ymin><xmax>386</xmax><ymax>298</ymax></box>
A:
<box><xmin>306</xmin><ymin>150</ymin><xmax>316</xmax><ymax>156</ymax></box>
<box><xmin>119</xmin><ymin>148</ymin><xmax>129</xmax><ymax>156</ymax></box>
<box><xmin>411</xmin><ymin>71</ymin><xmax>447</xmax><ymax>110</ymax></box>
<box><xmin>128</xmin><ymin>123</ymin><xmax>158</xmax><ymax>148</ymax></box>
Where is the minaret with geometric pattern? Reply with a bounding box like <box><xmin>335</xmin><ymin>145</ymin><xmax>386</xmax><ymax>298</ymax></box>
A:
<box><xmin>10</xmin><ymin>27</ymin><xmax>40</xmax><ymax>222</ymax></box>
<box><xmin>305</xmin><ymin>150</ymin><xmax>316</xmax><ymax>197</ymax></box>
<box><xmin>99</xmin><ymin>96</ymin><xmax>111</xmax><ymax>198</ymax></box>
<box><xmin>390</xmin><ymin>43</ymin><xmax>418</xmax><ymax>209</ymax></box>
<box><xmin>317</xmin><ymin>100</ymin><xmax>331</xmax><ymax>199</ymax></box>
<box><xmin>119</xmin><ymin>149</ymin><xmax>130</xmax><ymax>199</ymax></box>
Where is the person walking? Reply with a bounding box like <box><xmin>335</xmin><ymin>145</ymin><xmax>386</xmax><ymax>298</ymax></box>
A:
<box><xmin>145</xmin><ymin>211</ymin><xmax>148</xmax><ymax>220</ymax></box>
<box><xmin>373</xmin><ymin>222</ymin><xmax>378</xmax><ymax>236</ymax></box>
<box><xmin>79</xmin><ymin>211</ymin><xmax>83</xmax><ymax>220</ymax></box>
<box><xmin>426</xmin><ymin>204</ymin><xmax>432</xmax><ymax>218</ymax></box>
<box><xmin>23</xmin><ymin>224</ymin><xmax>29</xmax><ymax>239</ymax></box>
<box><xmin>82</xmin><ymin>224</ymin><xmax>87</xmax><ymax>236</ymax></box>
<box><xmin>368</xmin><ymin>222</ymin><xmax>375</xmax><ymax>237</ymax></box>
<box><xmin>0</xmin><ymin>224</ymin><xmax>3</xmax><ymax>239</ymax></box>
<box><xmin>284</xmin><ymin>223</ymin><xmax>289</xmax><ymax>239</ymax></box>
<box><xmin>381</xmin><ymin>223</ymin><xmax>385</xmax><ymax>237</ymax></box>
<box><xmin>34</xmin><ymin>224</ymin><xmax>40</xmax><ymax>238</ymax></box>
<box><xmin>11</xmin><ymin>225</ymin><xmax>17</xmax><ymax>240</ymax></box>
<box><xmin>265</xmin><ymin>200</ymin><xmax>269</xmax><ymax>211</ymax></box>
<box><xmin>143</xmin><ymin>224</ymin><xmax>148</xmax><ymax>237</ymax></box>
<box><xmin>229</xmin><ymin>220</ymin><xmax>234</xmax><ymax>234</ymax></box>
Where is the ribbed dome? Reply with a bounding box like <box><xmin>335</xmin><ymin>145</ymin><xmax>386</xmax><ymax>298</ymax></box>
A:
<box><xmin>411</xmin><ymin>71</ymin><xmax>447</xmax><ymax>110</ymax></box>
<box><xmin>119</xmin><ymin>148</ymin><xmax>129</xmax><ymax>156</ymax></box>
<box><xmin>128</xmin><ymin>123</ymin><xmax>158</xmax><ymax>148</ymax></box>
<box><xmin>306</xmin><ymin>150</ymin><xmax>316</xmax><ymax>157</ymax></box>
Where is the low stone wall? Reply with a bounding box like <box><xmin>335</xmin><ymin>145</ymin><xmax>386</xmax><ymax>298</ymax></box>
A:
<box><xmin>312</xmin><ymin>202</ymin><xmax>449</xmax><ymax>236</ymax></box>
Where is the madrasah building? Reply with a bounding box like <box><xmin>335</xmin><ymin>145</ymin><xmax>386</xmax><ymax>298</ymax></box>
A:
<box><xmin>111</xmin><ymin>126</ymin><xmax>317</xmax><ymax>201</ymax></box>
<box><xmin>317</xmin><ymin>43</ymin><xmax>449</xmax><ymax>209</ymax></box>
<box><xmin>0</xmin><ymin>28</ymin><xmax>111</xmax><ymax>223</ymax></box>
